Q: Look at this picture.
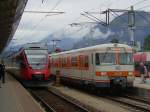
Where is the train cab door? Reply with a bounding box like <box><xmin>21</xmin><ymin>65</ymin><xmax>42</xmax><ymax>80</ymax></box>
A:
<box><xmin>79</xmin><ymin>53</ymin><xmax>94</xmax><ymax>85</ymax></box>
<box><xmin>19</xmin><ymin>55</ymin><xmax>27</xmax><ymax>79</ymax></box>
<box><xmin>90</xmin><ymin>53</ymin><xmax>95</xmax><ymax>84</ymax></box>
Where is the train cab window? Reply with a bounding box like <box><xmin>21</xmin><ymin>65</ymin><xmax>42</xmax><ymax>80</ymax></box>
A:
<box><xmin>95</xmin><ymin>53</ymin><xmax>115</xmax><ymax>65</ymax></box>
<box><xmin>119</xmin><ymin>53</ymin><xmax>133</xmax><ymax>65</ymax></box>
<box><xmin>95</xmin><ymin>53</ymin><xmax>100</xmax><ymax>65</ymax></box>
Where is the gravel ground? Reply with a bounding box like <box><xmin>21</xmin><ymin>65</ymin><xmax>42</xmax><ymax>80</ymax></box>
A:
<box><xmin>49</xmin><ymin>85</ymin><xmax>132</xmax><ymax>112</ymax></box>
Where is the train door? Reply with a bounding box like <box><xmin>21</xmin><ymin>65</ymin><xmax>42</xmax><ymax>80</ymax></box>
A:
<box><xmin>79</xmin><ymin>55</ymin><xmax>84</xmax><ymax>83</ymax></box>
<box><xmin>21</xmin><ymin>52</ymin><xmax>30</xmax><ymax>80</ymax></box>
<box><xmin>79</xmin><ymin>52</ymin><xmax>93</xmax><ymax>85</ymax></box>
<box><xmin>89</xmin><ymin>53</ymin><xmax>95</xmax><ymax>83</ymax></box>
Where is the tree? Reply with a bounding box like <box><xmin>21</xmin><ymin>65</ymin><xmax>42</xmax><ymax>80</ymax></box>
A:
<box><xmin>144</xmin><ymin>35</ymin><xmax>150</xmax><ymax>51</ymax></box>
<box><xmin>110</xmin><ymin>38</ymin><xmax>119</xmax><ymax>43</ymax></box>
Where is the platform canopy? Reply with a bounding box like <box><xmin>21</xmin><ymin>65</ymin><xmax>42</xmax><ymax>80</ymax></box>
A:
<box><xmin>0</xmin><ymin>0</ymin><xmax>27</xmax><ymax>53</ymax></box>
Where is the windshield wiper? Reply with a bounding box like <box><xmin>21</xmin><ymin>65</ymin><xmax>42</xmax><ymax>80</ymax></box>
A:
<box><xmin>102</xmin><ymin>48</ymin><xmax>109</xmax><ymax>61</ymax></box>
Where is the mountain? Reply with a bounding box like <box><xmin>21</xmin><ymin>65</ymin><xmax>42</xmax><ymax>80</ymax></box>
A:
<box><xmin>40</xmin><ymin>32</ymin><xmax>78</xmax><ymax>52</ymax></box>
<box><xmin>73</xmin><ymin>11</ymin><xmax>150</xmax><ymax>49</ymax></box>
<box><xmin>41</xmin><ymin>11</ymin><xmax>150</xmax><ymax>50</ymax></box>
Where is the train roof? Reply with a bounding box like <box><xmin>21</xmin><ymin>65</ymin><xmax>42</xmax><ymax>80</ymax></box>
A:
<box><xmin>50</xmin><ymin>43</ymin><xmax>132</xmax><ymax>56</ymax></box>
<box><xmin>11</xmin><ymin>43</ymin><xmax>47</xmax><ymax>58</ymax></box>
<box><xmin>23</xmin><ymin>43</ymin><xmax>47</xmax><ymax>50</ymax></box>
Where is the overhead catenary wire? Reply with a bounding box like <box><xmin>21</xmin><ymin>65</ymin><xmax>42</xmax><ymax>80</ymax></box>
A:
<box><xmin>31</xmin><ymin>0</ymin><xmax>64</xmax><ymax>30</ymax></box>
<box><xmin>125</xmin><ymin>0</ymin><xmax>148</xmax><ymax>9</ymax></box>
<box><xmin>109</xmin><ymin>9</ymin><xmax>128</xmax><ymax>24</ymax></box>
<box><xmin>24</xmin><ymin>10</ymin><xmax>64</xmax><ymax>14</ymax></box>
<box><xmin>136</xmin><ymin>3</ymin><xmax>150</xmax><ymax>10</ymax></box>
<box><xmin>21</xmin><ymin>0</ymin><xmax>64</xmax><ymax>40</ymax></box>
<box><xmin>136</xmin><ymin>11</ymin><xmax>150</xmax><ymax>25</ymax></box>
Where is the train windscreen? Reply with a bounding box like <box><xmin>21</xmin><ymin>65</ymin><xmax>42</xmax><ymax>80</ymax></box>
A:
<box><xmin>95</xmin><ymin>53</ymin><xmax>133</xmax><ymax>65</ymax></box>
<box><xmin>25</xmin><ymin>49</ymin><xmax>48</xmax><ymax>69</ymax></box>
<box><xmin>96</xmin><ymin>53</ymin><xmax>115</xmax><ymax>65</ymax></box>
<box><xmin>119</xmin><ymin>53</ymin><xmax>133</xmax><ymax>65</ymax></box>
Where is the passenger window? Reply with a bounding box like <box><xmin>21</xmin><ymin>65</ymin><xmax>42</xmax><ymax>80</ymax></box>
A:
<box><xmin>62</xmin><ymin>58</ymin><xmax>67</xmax><ymax>68</ymax></box>
<box><xmin>71</xmin><ymin>57</ymin><xmax>78</xmax><ymax>67</ymax></box>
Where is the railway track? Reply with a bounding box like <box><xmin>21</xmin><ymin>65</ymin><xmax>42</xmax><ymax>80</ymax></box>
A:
<box><xmin>123</xmin><ymin>94</ymin><xmax>150</xmax><ymax>105</ymax></box>
<box><xmin>29</xmin><ymin>88</ymin><xmax>89</xmax><ymax>112</ymax></box>
<box><xmin>105</xmin><ymin>95</ymin><xmax>150</xmax><ymax>112</ymax></box>
<box><xmin>56</xmin><ymin>84</ymin><xmax>150</xmax><ymax>112</ymax></box>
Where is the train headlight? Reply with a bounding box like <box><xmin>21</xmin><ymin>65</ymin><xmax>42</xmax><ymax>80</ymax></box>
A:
<box><xmin>128</xmin><ymin>72</ymin><xmax>133</xmax><ymax>76</ymax></box>
<box><xmin>101</xmin><ymin>72</ymin><xmax>107</xmax><ymax>76</ymax></box>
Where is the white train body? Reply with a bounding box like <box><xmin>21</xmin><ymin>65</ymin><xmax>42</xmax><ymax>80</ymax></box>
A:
<box><xmin>49</xmin><ymin>43</ymin><xmax>134</xmax><ymax>88</ymax></box>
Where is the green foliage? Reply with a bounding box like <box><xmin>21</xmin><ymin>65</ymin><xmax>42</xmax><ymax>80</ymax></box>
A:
<box><xmin>110</xmin><ymin>38</ymin><xmax>119</xmax><ymax>43</ymax></box>
<box><xmin>144</xmin><ymin>35</ymin><xmax>150</xmax><ymax>51</ymax></box>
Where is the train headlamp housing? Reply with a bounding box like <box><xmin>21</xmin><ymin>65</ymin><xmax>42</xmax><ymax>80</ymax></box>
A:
<box><xmin>101</xmin><ymin>72</ymin><xmax>107</xmax><ymax>76</ymax></box>
<box><xmin>128</xmin><ymin>72</ymin><xmax>133</xmax><ymax>76</ymax></box>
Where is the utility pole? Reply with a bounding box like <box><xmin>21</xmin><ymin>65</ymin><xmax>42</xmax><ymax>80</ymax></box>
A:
<box><xmin>128</xmin><ymin>6</ymin><xmax>135</xmax><ymax>47</ymax></box>
<box><xmin>83</xmin><ymin>7</ymin><xmax>137</xmax><ymax>47</ymax></box>
<box><xmin>51</xmin><ymin>39</ymin><xmax>61</xmax><ymax>51</ymax></box>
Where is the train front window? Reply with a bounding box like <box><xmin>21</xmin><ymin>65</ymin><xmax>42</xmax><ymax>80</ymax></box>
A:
<box><xmin>25</xmin><ymin>49</ymin><xmax>48</xmax><ymax>64</ymax></box>
<box><xmin>25</xmin><ymin>49</ymin><xmax>47</xmax><ymax>54</ymax></box>
<box><xmin>95</xmin><ymin>53</ymin><xmax>115</xmax><ymax>65</ymax></box>
<box><xmin>26</xmin><ymin>55</ymin><xmax>47</xmax><ymax>64</ymax></box>
<box><xmin>119</xmin><ymin>53</ymin><xmax>133</xmax><ymax>65</ymax></box>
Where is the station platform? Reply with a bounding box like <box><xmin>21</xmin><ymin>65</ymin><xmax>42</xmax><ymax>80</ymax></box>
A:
<box><xmin>127</xmin><ymin>77</ymin><xmax>150</xmax><ymax>100</ymax></box>
<box><xmin>0</xmin><ymin>72</ymin><xmax>44</xmax><ymax>112</ymax></box>
<box><xmin>134</xmin><ymin>77</ymin><xmax>150</xmax><ymax>89</ymax></box>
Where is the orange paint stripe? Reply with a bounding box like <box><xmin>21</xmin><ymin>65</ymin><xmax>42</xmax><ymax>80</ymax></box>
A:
<box><xmin>58</xmin><ymin>75</ymin><xmax>110</xmax><ymax>83</ymax></box>
<box><xmin>107</xmin><ymin>71</ymin><xmax>128</xmax><ymax>77</ymax></box>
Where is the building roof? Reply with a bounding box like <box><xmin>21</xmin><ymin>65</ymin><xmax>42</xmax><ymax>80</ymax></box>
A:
<box><xmin>0</xmin><ymin>0</ymin><xmax>27</xmax><ymax>53</ymax></box>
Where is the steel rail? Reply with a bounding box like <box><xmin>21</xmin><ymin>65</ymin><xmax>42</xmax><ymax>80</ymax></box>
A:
<box><xmin>123</xmin><ymin>94</ymin><xmax>150</xmax><ymax>105</ymax></box>
<box><xmin>30</xmin><ymin>90</ymin><xmax>56</xmax><ymax>112</ymax></box>
<box><xmin>30</xmin><ymin>89</ymin><xmax>89</xmax><ymax>112</ymax></box>
<box><xmin>105</xmin><ymin>96</ymin><xmax>150</xmax><ymax>112</ymax></box>
<box><xmin>47</xmin><ymin>89</ymin><xmax>90</xmax><ymax>112</ymax></box>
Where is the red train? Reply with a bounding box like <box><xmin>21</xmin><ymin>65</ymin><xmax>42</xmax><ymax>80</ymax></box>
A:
<box><xmin>134</xmin><ymin>52</ymin><xmax>150</xmax><ymax>77</ymax></box>
<box><xmin>10</xmin><ymin>43</ymin><xmax>51</xmax><ymax>87</ymax></box>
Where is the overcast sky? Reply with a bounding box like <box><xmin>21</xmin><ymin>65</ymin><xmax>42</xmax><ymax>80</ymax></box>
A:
<box><xmin>13</xmin><ymin>0</ymin><xmax>150</xmax><ymax>44</ymax></box>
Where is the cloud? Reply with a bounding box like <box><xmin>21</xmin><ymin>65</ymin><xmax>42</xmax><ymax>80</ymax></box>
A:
<box><xmin>93</xmin><ymin>28</ymin><xmax>115</xmax><ymax>39</ymax></box>
<box><xmin>13</xmin><ymin>0</ymin><xmax>149</xmax><ymax>44</ymax></box>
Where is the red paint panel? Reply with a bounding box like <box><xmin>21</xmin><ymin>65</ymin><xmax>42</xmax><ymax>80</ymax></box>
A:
<box><xmin>134</xmin><ymin>52</ymin><xmax>147</xmax><ymax>62</ymax></box>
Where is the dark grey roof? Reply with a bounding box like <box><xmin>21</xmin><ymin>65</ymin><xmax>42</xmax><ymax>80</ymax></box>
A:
<box><xmin>0</xmin><ymin>0</ymin><xmax>27</xmax><ymax>53</ymax></box>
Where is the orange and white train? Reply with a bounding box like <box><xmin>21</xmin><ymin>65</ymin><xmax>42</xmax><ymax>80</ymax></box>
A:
<box><xmin>49</xmin><ymin>43</ymin><xmax>134</xmax><ymax>89</ymax></box>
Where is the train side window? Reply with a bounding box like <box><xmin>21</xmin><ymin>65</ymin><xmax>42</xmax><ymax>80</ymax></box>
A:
<box><xmin>71</xmin><ymin>57</ymin><xmax>77</xmax><ymax>67</ymax></box>
<box><xmin>67</xmin><ymin>57</ymin><xmax>71</xmax><ymax>68</ymax></box>
<box><xmin>59</xmin><ymin>58</ymin><xmax>62</xmax><ymax>68</ymax></box>
<box><xmin>62</xmin><ymin>58</ymin><xmax>67</xmax><ymax>68</ymax></box>
<box><xmin>95</xmin><ymin>53</ymin><xmax>100</xmax><ymax>65</ymax></box>
<box><xmin>79</xmin><ymin>55</ymin><xmax>83</xmax><ymax>69</ymax></box>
